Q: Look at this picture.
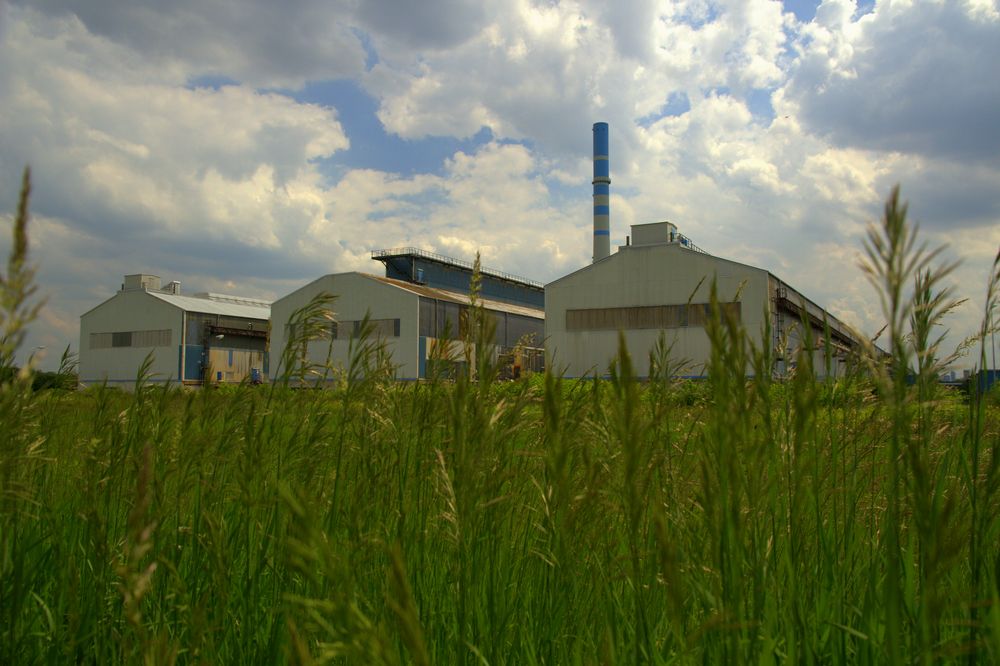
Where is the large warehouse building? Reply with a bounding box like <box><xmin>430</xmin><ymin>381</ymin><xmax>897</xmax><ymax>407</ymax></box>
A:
<box><xmin>545</xmin><ymin>221</ymin><xmax>861</xmax><ymax>378</ymax></box>
<box><xmin>79</xmin><ymin>274</ymin><xmax>270</xmax><ymax>387</ymax></box>
<box><xmin>544</xmin><ymin>123</ymin><xmax>864</xmax><ymax>379</ymax></box>
<box><xmin>269</xmin><ymin>249</ymin><xmax>544</xmax><ymax>382</ymax></box>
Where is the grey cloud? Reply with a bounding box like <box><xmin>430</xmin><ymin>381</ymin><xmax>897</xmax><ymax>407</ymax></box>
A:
<box><xmin>874</xmin><ymin>163</ymin><xmax>1000</xmax><ymax>232</ymax></box>
<box><xmin>13</xmin><ymin>0</ymin><xmax>367</xmax><ymax>87</ymax></box>
<box><xmin>0</xmin><ymin>161</ymin><xmax>327</xmax><ymax>284</ymax></box>
<box><xmin>356</xmin><ymin>0</ymin><xmax>491</xmax><ymax>50</ymax></box>
<box><xmin>788</xmin><ymin>3</ymin><xmax>1000</xmax><ymax>165</ymax></box>
<box><xmin>581</xmin><ymin>0</ymin><xmax>658</xmax><ymax>60</ymax></box>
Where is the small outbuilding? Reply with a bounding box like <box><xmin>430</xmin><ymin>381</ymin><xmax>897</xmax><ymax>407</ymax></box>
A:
<box><xmin>79</xmin><ymin>274</ymin><xmax>270</xmax><ymax>387</ymax></box>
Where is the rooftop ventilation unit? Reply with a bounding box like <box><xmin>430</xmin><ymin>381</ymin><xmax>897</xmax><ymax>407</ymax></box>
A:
<box><xmin>123</xmin><ymin>274</ymin><xmax>161</xmax><ymax>291</ymax></box>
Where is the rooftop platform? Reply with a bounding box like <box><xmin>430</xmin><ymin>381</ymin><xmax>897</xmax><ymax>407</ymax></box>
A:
<box><xmin>372</xmin><ymin>247</ymin><xmax>544</xmax><ymax>309</ymax></box>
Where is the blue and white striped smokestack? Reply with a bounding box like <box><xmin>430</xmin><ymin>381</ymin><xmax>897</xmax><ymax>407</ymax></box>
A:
<box><xmin>592</xmin><ymin>122</ymin><xmax>611</xmax><ymax>262</ymax></box>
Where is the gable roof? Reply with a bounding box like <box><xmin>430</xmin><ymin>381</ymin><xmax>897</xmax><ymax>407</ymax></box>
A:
<box><xmin>145</xmin><ymin>291</ymin><xmax>270</xmax><ymax>319</ymax></box>
<box><xmin>544</xmin><ymin>242</ymin><xmax>768</xmax><ymax>289</ymax></box>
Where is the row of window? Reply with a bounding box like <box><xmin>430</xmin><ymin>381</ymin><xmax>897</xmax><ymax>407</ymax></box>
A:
<box><xmin>418</xmin><ymin>297</ymin><xmax>543</xmax><ymax>348</ymax></box>
<box><xmin>90</xmin><ymin>329</ymin><xmax>172</xmax><ymax>349</ymax></box>
<box><xmin>286</xmin><ymin>318</ymin><xmax>401</xmax><ymax>343</ymax></box>
<box><xmin>332</xmin><ymin>318</ymin><xmax>401</xmax><ymax>340</ymax></box>
<box><xmin>91</xmin><ymin>304</ymin><xmax>723</xmax><ymax>350</ymax></box>
<box><xmin>285</xmin><ymin>301</ymin><xmax>544</xmax><ymax>350</ymax></box>
<box><xmin>565</xmin><ymin>302</ymin><xmax>741</xmax><ymax>332</ymax></box>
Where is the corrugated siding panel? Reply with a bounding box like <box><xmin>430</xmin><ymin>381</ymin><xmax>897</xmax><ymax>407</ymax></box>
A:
<box><xmin>338</xmin><ymin>319</ymin><xmax>401</xmax><ymax>339</ymax></box>
<box><xmin>90</xmin><ymin>332</ymin><xmax>113</xmax><ymax>349</ymax></box>
<box><xmin>566</xmin><ymin>302</ymin><xmax>741</xmax><ymax>331</ymax></box>
<box><xmin>90</xmin><ymin>329</ymin><xmax>171</xmax><ymax>349</ymax></box>
<box><xmin>133</xmin><ymin>329</ymin><xmax>172</xmax><ymax>347</ymax></box>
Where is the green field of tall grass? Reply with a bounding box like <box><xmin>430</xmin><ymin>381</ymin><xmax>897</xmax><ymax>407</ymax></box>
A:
<box><xmin>3</xmin><ymin>171</ymin><xmax>999</xmax><ymax>664</ymax></box>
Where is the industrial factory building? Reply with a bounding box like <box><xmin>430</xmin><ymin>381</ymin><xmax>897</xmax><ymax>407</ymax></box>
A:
<box><xmin>78</xmin><ymin>122</ymin><xmax>868</xmax><ymax>387</ymax></box>
<box><xmin>269</xmin><ymin>249</ymin><xmax>545</xmax><ymax>381</ymax></box>
<box><xmin>79</xmin><ymin>274</ymin><xmax>269</xmax><ymax>387</ymax></box>
<box><xmin>544</xmin><ymin>123</ymin><xmax>865</xmax><ymax>379</ymax></box>
<box><xmin>545</xmin><ymin>221</ymin><xmax>861</xmax><ymax>378</ymax></box>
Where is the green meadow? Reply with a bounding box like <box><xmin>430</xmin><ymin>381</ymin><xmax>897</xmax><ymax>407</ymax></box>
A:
<box><xmin>2</xmin><ymin>173</ymin><xmax>999</xmax><ymax>664</ymax></box>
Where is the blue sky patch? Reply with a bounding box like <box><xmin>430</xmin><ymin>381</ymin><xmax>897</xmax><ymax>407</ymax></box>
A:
<box><xmin>293</xmin><ymin>80</ymin><xmax>495</xmax><ymax>182</ymax></box>
<box><xmin>782</xmin><ymin>0</ymin><xmax>875</xmax><ymax>23</ymax></box>
<box><xmin>676</xmin><ymin>1</ymin><xmax>720</xmax><ymax>28</ymax></box>
<box><xmin>350</xmin><ymin>27</ymin><xmax>380</xmax><ymax>71</ymax></box>
<box><xmin>185</xmin><ymin>74</ymin><xmax>240</xmax><ymax>90</ymax></box>
<box><xmin>637</xmin><ymin>91</ymin><xmax>691</xmax><ymax>127</ymax></box>
<box><xmin>782</xmin><ymin>0</ymin><xmax>820</xmax><ymax>22</ymax></box>
<box><xmin>855</xmin><ymin>0</ymin><xmax>876</xmax><ymax>18</ymax></box>
<box><xmin>746</xmin><ymin>88</ymin><xmax>776</xmax><ymax>124</ymax></box>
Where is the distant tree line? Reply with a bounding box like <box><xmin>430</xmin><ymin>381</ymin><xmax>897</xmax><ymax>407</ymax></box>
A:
<box><xmin>0</xmin><ymin>366</ymin><xmax>77</xmax><ymax>391</ymax></box>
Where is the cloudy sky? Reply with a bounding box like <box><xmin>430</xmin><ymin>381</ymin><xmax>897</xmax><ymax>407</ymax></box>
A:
<box><xmin>1</xmin><ymin>0</ymin><xmax>998</xmax><ymax>371</ymax></box>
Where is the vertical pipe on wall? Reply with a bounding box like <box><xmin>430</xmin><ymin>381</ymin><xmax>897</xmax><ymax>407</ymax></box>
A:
<box><xmin>180</xmin><ymin>311</ymin><xmax>186</xmax><ymax>383</ymax></box>
<box><xmin>592</xmin><ymin>122</ymin><xmax>611</xmax><ymax>262</ymax></box>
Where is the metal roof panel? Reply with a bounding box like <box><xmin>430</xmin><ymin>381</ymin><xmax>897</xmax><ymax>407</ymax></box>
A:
<box><xmin>146</xmin><ymin>291</ymin><xmax>270</xmax><ymax>319</ymax></box>
<box><xmin>364</xmin><ymin>275</ymin><xmax>544</xmax><ymax>319</ymax></box>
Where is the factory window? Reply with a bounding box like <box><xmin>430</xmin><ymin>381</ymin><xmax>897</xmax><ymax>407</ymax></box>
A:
<box><xmin>419</xmin><ymin>298</ymin><xmax>435</xmax><ymax>337</ymax></box>
<box><xmin>331</xmin><ymin>319</ymin><xmax>401</xmax><ymax>339</ymax></box>
<box><xmin>286</xmin><ymin>321</ymin><xmax>339</xmax><ymax>343</ymax></box>
<box><xmin>457</xmin><ymin>304</ymin><xmax>503</xmax><ymax>340</ymax></box>
<box><xmin>418</xmin><ymin>296</ymin><xmax>541</xmax><ymax>346</ymax></box>
<box><xmin>132</xmin><ymin>329</ymin><xmax>172</xmax><ymax>347</ymax></box>
<box><xmin>90</xmin><ymin>329</ymin><xmax>171</xmax><ymax>349</ymax></box>
<box><xmin>365</xmin><ymin>318</ymin><xmax>400</xmax><ymax>339</ymax></box>
<box><xmin>89</xmin><ymin>332</ymin><xmax>113</xmax><ymax>349</ymax></box>
<box><xmin>565</xmin><ymin>303</ymin><xmax>740</xmax><ymax>331</ymax></box>
<box><xmin>506</xmin><ymin>314</ymin><xmax>544</xmax><ymax>348</ymax></box>
<box><xmin>420</xmin><ymin>298</ymin><xmax>472</xmax><ymax>340</ymax></box>
<box><xmin>435</xmin><ymin>301</ymin><xmax>462</xmax><ymax>340</ymax></box>
<box><xmin>488</xmin><ymin>310</ymin><xmax>506</xmax><ymax>345</ymax></box>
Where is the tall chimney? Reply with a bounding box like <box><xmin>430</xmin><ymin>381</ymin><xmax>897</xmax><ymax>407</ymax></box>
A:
<box><xmin>592</xmin><ymin>122</ymin><xmax>610</xmax><ymax>262</ymax></box>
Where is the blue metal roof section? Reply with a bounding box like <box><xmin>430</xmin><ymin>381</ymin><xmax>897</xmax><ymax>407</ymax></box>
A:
<box><xmin>371</xmin><ymin>247</ymin><xmax>545</xmax><ymax>309</ymax></box>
